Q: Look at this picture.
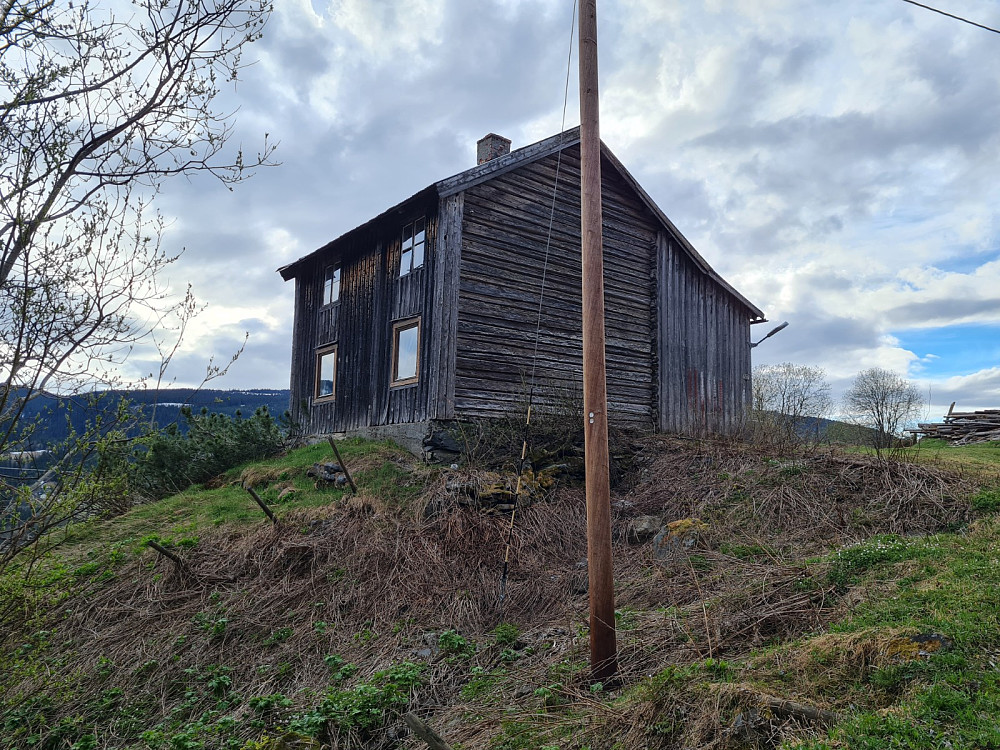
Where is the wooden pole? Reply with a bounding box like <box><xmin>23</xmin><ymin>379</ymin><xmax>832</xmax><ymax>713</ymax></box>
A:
<box><xmin>327</xmin><ymin>437</ymin><xmax>358</xmax><ymax>493</ymax></box>
<box><xmin>579</xmin><ymin>0</ymin><xmax>618</xmax><ymax>682</ymax></box>
<box><xmin>244</xmin><ymin>486</ymin><xmax>278</xmax><ymax>524</ymax></box>
<box><xmin>403</xmin><ymin>712</ymin><xmax>456</xmax><ymax>750</ymax></box>
<box><xmin>146</xmin><ymin>540</ymin><xmax>185</xmax><ymax>569</ymax></box>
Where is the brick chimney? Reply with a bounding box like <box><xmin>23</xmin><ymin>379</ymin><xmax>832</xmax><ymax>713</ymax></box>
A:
<box><xmin>477</xmin><ymin>133</ymin><xmax>512</xmax><ymax>165</ymax></box>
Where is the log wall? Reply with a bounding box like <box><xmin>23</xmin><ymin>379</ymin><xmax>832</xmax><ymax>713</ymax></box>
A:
<box><xmin>453</xmin><ymin>146</ymin><xmax>657</xmax><ymax>429</ymax></box>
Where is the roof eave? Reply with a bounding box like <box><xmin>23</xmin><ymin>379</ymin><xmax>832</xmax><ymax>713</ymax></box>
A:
<box><xmin>277</xmin><ymin>186</ymin><xmax>439</xmax><ymax>281</ymax></box>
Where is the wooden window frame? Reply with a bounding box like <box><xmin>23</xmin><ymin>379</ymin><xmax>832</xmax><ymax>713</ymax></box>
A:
<box><xmin>390</xmin><ymin>317</ymin><xmax>420</xmax><ymax>387</ymax></box>
<box><xmin>315</xmin><ymin>345</ymin><xmax>338</xmax><ymax>401</ymax></box>
<box><xmin>398</xmin><ymin>218</ymin><xmax>426</xmax><ymax>278</ymax></box>
<box><xmin>322</xmin><ymin>264</ymin><xmax>341</xmax><ymax>306</ymax></box>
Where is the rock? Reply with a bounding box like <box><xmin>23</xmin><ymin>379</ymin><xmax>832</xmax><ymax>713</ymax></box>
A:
<box><xmin>885</xmin><ymin>633</ymin><xmax>952</xmax><ymax>660</ymax></box>
<box><xmin>652</xmin><ymin>518</ymin><xmax>708</xmax><ymax>563</ymax></box>
<box><xmin>421</xmin><ymin>631</ymin><xmax>441</xmax><ymax>656</ymax></box>
<box><xmin>306</xmin><ymin>462</ymin><xmax>344</xmax><ymax>482</ymax></box>
<box><xmin>629</xmin><ymin>515</ymin><xmax>663</xmax><ymax>543</ymax></box>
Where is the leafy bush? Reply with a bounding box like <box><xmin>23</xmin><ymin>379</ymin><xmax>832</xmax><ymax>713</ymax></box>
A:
<box><xmin>132</xmin><ymin>406</ymin><xmax>285</xmax><ymax>500</ymax></box>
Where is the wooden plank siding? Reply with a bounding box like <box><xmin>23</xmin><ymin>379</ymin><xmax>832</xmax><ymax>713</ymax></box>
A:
<box><xmin>288</xmin><ymin>200</ymin><xmax>440</xmax><ymax>434</ymax></box>
<box><xmin>452</xmin><ymin>146</ymin><xmax>657</xmax><ymax>429</ymax></box>
<box><xmin>656</xmin><ymin>231</ymin><xmax>751</xmax><ymax>435</ymax></box>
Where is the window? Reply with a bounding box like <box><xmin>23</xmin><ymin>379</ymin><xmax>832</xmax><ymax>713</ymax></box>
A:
<box><xmin>398</xmin><ymin>218</ymin><xmax>426</xmax><ymax>277</ymax></box>
<box><xmin>391</xmin><ymin>318</ymin><xmax>420</xmax><ymax>386</ymax></box>
<box><xmin>322</xmin><ymin>264</ymin><xmax>340</xmax><ymax>305</ymax></box>
<box><xmin>316</xmin><ymin>346</ymin><xmax>337</xmax><ymax>400</ymax></box>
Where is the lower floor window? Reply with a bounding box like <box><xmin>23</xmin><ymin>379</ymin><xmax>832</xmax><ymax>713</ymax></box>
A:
<box><xmin>316</xmin><ymin>345</ymin><xmax>337</xmax><ymax>399</ymax></box>
<box><xmin>391</xmin><ymin>318</ymin><xmax>420</xmax><ymax>386</ymax></box>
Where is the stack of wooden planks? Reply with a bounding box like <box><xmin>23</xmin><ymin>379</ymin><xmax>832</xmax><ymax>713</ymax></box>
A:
<box><xmin>910</xmin><ymin>403</ymin><xmax>1000</xmax><ymax>444</ymax></box>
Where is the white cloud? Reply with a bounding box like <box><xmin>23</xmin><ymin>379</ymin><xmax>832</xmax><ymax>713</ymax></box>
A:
<box><xmin>130</xmin><ymin>0</ymin><xmax>1000</xmax><ymax>397</ymax></box>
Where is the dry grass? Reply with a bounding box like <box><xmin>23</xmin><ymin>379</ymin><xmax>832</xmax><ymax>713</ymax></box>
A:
<box><xmin>0</xmin><ymin>435</ymin><xmax>983</xmax><ymax>750</ymax></box>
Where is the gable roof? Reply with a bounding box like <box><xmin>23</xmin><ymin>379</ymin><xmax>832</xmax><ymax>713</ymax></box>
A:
<box><xmin>277</xmin><ymin>128</ymin><xmax>764</xmax><ymax>320</ymax></box>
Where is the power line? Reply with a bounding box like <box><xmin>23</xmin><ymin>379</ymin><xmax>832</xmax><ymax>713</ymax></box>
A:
<box><xmin>900</xmin><ymin>0</ymin><xmax>1000</xmax><ymax>35</ymax></box>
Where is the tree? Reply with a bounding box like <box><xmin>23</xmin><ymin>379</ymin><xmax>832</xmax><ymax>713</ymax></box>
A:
<box><xmin>0</xmin><ymin>0</ymin><xmax>273</xmax><ymax>568</ymax></box>
<box><xmin>751</xmin><ymin>362</ymin><xmax>832</xmax><ymax>444</ymax></box>
<box><xmin>844</xmin><ymin>367</ymin><xmax>923</xmax><ymax>455</ymax></box>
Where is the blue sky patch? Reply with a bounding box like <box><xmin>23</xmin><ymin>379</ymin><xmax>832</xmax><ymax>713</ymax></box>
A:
<box><xmin>896</xmin><ymin>325</ymin><xmax>1000</xmax><ymax>378</ymax></box>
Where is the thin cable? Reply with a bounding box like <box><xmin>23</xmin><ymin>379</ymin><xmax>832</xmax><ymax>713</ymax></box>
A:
<box><xmin>499</xmin><ymin>0</ymin><xmax>578</xmax><ymax>606</ymax></box>
<box><xmin>900</xmin><ymin>0</ymin><xmax>1000</xmax><ymax>35</ymax></box>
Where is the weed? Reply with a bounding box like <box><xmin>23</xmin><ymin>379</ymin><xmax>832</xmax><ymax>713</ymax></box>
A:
<box><xmin>248</xmin><ymin>693</ymin><xmax>292</xmax><ymax>713</ymax></box>
<box><xmin>323</xmin><ymin>655</ymin><xmax>358</xmax><ymax>682</ymax></box>
<box><xmin>438</xmin><ymin>629</ymin><xmax>475</xmax><ymax>659</ymax></box>
<box><xmin>262</xmin><ymin>627</ymin><xmax>293</xmax><ymax>646</ymax></box>
<box><xmin>492</xmin><ymin>622</ymin><xmax>520</xmax><ymax>647</ymax></box>
<box><xmin>193</xmin><ymin>612</ymin><xmax>229</xmax><ymax>639</ymax></box>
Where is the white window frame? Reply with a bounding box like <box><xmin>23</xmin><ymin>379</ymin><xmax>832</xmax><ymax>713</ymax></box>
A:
<box><xmin>398</xmin><ymin>218</ymin><xmax>426</xmax><ymax>278</ymax></box>
<box><xmin>322</xmin><ymin>264</ymin><xmax>341</xmax><ymax>306</ymax></box>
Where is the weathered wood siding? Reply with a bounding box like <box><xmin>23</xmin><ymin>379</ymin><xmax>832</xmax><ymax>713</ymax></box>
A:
<box><xmin>453</xmin><ymin>146</ymin><xmax>657</xmax><ymax>429</ymax></box>
<box><xmin>656</xmin><ymin>231</ymin><xmax>751</xmax><ymax>434</ymax></box>
<box><xmin>288</xmin><ymin>201</ymin><xmax>440</xmax><ymax>433</ymax></box>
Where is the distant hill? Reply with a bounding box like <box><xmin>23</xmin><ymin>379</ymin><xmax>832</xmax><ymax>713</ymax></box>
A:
<box><xmin>2</xmin><ymin>388</ymin><xmax>291</xmax><ymax>452</ymax></box>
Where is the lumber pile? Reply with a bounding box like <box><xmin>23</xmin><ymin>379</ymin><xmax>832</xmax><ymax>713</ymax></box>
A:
<box><xmin>910</xmin><ymin>404</ymin><xmax>1000</xmax><ymax>445</ymax></box>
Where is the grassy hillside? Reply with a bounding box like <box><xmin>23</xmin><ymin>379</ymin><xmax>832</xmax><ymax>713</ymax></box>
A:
<box><xmin>1</xmin><ymin>437</ymin><xmax>999</xmax><ymax>749</ymax></box>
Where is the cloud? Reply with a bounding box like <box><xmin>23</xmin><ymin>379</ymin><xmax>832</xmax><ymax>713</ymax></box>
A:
<box><xmin>131</xmin><ymin>0</ymin><xmax>1000</xmax><ymax>401</ymax></box>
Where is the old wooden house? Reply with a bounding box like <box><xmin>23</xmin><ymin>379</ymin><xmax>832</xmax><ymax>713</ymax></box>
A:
<box><xmin>278</xmin><ymin>129</ymin><xmax>765</xmax><ymax>448</ymax></box>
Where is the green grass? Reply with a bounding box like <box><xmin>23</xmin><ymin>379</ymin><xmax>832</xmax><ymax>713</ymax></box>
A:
<box><xmin>895</xmin><ymin>438</ymin><xmax>1000</xmax><ymax>474</ymax></box>
<box><xmin>770</xmin><ymin>517</ymin><xmax>1000</xmax><ymax>748</ymax></box>
<box><xmin>45</xmin><ymin>438</ymin><xmax>422</xmax><ymax>559</ymax></box>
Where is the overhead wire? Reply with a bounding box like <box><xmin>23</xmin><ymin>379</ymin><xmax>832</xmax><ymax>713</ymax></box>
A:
<box><xmin>498</xmin><ymin>0</ymin><xmax>579</xmax><ymax>606</ymax></box>
<box><xmin>899</xmin><ymin>0</ymin><xmax>1000</xmax><ymax>35</ymax></box>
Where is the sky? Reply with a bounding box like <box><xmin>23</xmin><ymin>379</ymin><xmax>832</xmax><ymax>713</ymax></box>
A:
<box><xmin>138</xmin><ymin>0</ymin><xmax>1000</xmax><ymax>419</ymax></box>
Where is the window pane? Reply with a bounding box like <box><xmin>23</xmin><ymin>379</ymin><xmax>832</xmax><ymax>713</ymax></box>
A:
<box><xmin>402</xmin><ymin>223</ymin><xmax>413</xmax><ymax>248</ymax></box>
<box><xmin>412</xmin><ymin>240</ymin><xmax>424</xmax><ymax>269</ymax></box>
<box><xmin>414</xmin><ymin>218</ymin><xmax>425</xmax><ymax>245</ymax></box>
<box><xmin>323</xmin><ymin>265</ymin><xmax>340</xmax><ymax>305</ymax></box>
<box><xmin>395</xmin><ymin>324</ymin><xmax>419</xmax><ymax>381</ymax></box>
<box><xmin>317</xmin><ymin>350</ymin><xmax>336</xmax><ymax>397</ymax></box>
<box><xmin>399</xmin><ymin>248</ymin><xmax>412</xmax><ymax>277</ymax></box>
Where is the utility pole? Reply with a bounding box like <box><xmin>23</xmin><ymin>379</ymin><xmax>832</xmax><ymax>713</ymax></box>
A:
<box><xmin>578</xmin><ymin>0</ymin><xmax>618</xmax><ymax>683</ymax></box>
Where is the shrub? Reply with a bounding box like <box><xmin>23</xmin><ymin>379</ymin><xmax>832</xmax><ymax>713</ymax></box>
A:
<box><xmin>132</xmin><ymin>406</ymin><xmax>285</xmax><ymax>500</ymax></box>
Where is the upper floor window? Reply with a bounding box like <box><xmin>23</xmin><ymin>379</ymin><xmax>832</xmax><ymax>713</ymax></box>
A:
<box><xmin>399</xmin><ymin>218</ymin><xmax>426</xmax><ymax>277</ymax></box>
<box><xmin>323</xmin><ymin>264</ymin><xmax>340</xmax><ymax>305</ymax></box>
